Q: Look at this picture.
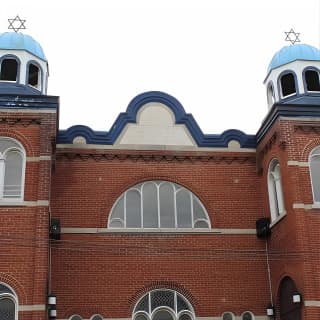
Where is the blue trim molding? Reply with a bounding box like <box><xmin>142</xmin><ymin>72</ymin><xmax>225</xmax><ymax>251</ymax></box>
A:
<box><xmin>57</xmin><ymin>91</ymin><xmax>256</xmax><ymax>148</ymax></box>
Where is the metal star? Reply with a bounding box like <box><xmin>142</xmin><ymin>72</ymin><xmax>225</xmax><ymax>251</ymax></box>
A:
<box><xmin>285</xmin><ymin>28</ymin><xmax>300</xmax><ymax>45</ymax></box>
<box><xmin>8</xmin><ymin>15</ymin><xmax>26</xmax><ymax>33</ymax></box>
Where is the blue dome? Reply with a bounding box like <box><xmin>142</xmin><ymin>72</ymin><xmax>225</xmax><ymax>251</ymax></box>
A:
<box><xmin>268</xmin><ymin>44</ymin><xmax>320</xmax><ymax>72</ymax></box>
<box><xmin>0</xmin><ymin>32</ymin><xmax>46</xmax><ymax>61</ymax></box>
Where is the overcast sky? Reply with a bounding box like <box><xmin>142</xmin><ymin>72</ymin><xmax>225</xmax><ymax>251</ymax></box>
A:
<box><xmin>1</xmin><ymin>0</ymin><xmax>319</xmax><ymax>134</ymax></box>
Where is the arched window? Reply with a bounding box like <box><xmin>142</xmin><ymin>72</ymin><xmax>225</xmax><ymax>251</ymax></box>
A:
<box><xmin>108</xmin><ymin>181</ymin><xmax>211</xmax><ymax>230</ymax></box>
<box><xmin>133</xmin><ymin>289</ymin><xmax>194</xmax><ymax>320</ymax></box>
<box><xmin>241</xmin><ymin>311</ymin><xmax>255</xmax><ymax>320</ymax></box>
<box><xmin>0</xmin><ymin>138</ymin><xmax>26</xmax><ymax>201</ymax></box>
<box><xmin>91</xmin><ymin>315</ymin><xmax>103</xmax><ymax>320</ymax></box>
<box><xmin>310</xmin><ymin>146</ymin><xmax>320</xmax><ymax>203</ymax></box>
<box><xmin>267</xmin><ymin>82</ymin><xmax>275</xmax><ymax>108</ymax></box>
<box><xmin>280</xmin><ymin>72</ymin><xmax>297</xmax><ymax>97</ymax></box>
<box><xmin>268</xmin><ymin>160</ymin><xmax>285</xmax><ymax>222</ymax></box>
<box><xmin>0</xmin><ymin>58</ymin><xmax>18</xmax><ymax>82</ymax></box>
<box><xmin>222</xmin><ymin>312</ymin><xmax>235</xmax><ymax>320</ymax></box>
<box><xmin>0</xmin><ymin>283</ymin><xmax>18</xmax><ymax>320</ymax></box>
<box><xmin>69</xmin><ymin>315</ymin><xmax>83</xmax><ymax>320</ymax></box>
<box><xmin>304</xmin><ymin>69</ymin><xmax>320</xmax><ymax>92</ymax></box>
<box><xmin>27</xmin><ymin>62</ymin><xmax>41</xmax><ymax>90</ymax></box>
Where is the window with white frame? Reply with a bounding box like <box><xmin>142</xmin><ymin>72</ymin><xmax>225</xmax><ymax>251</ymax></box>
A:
<box><xmin>268</xmin><ymin>159</ymin><xmax>285</xmax><ymax>221</ymax></box>
<box><xmin>0</xmin><ymin>138</ymin><xmax>25</xmax><ymax>201</ymax></box>
<box><xmin>280</xmin><ymin>72</ymin><xmax>297</xmax><ymax>97</ymax></box>
<box><xmin>0</xmin><ymin>283</ymin><xmax>18</xmax><ymax>320</ymax></box>
<box><xmin>108</xmin><ymin>181</ymin><xmax>211</xmax><ymax>230</ymax></box>
<box><xmin>0</xmin><ymin>58</ymin><xmax>18</xmax><ymax>82</ymax></box>
<box><xmin>310</xmin><ymin>146</ymin><xmax>320</xmax><ymax>203</ymax></box>
<box><xmin>91</xmin><ymin>315</ymin><xmax>103</xmax><ymax>320</ymax></box>
<box><xmin>241</xmin><ymin>311</ymin><xmax>255</xmax><ymax>320</ymax></box>
<box><xmin>221</xmin><ymin>312</ymin><xmax>235</xmax><ymax>320</ymax></box>
<box><xmin>69</xmin><ymin>315</ymin><xmax>83</xmax><ymax>320</ymax></box>
<box><xmin>133</xmin><ymin>289</ymin><xmax>194</xmax><ymax>320</ymax></box>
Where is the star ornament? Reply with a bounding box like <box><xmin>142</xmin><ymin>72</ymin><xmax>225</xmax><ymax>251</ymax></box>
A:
<box><xmin>285</xmin><ymin>28</ymin><xmax>300</xmax><ymax>45</ymax></box>
<box><xmin>8</xmin><ymin>15</ymin><xmax>26</xmax><ymax>33</ymax></box>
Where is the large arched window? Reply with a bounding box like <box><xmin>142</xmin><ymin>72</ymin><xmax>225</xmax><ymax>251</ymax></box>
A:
<box><xmin>108</xmin><ymin>181</ymin><xmax>211</xmax><ymax>230</ymax></box>
<box><xmin>133</xmin><ymin>289</ymin><xmax>194</xmax><ymax>320</ymax></box>
<box><xmin>0</xmin><ymin>138</ymin><xmax>26</xmax><ymax>201</ymax></box>
<box><xmin>280</xmin><ymin>72</ymin><xmax>297</xmax><ymax>97</ymax></box>
<box><xmin>310</xmin><ymin>146</ymin><xmax>320</xmax><ymax>203</ymax></box>
<box><xmin>268</xmin><ymin>160</ymin><xmax>285</xmax><ymax>222</ymax></box>
<box><xmin>0</xmin><ymin>283</ymin><xmax>18</xmax><ymax>320</ymax></box>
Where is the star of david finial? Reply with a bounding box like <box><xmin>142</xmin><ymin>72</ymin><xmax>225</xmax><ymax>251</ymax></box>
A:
<box><xmin>285</xmin><ymin>28</ymin><xmax>300</xmax><ymax>45</ymax></box>
<box><xmin>8</xmin><ymin>15</ymin><xmax>26</xmax><ymax>33</ymax></box>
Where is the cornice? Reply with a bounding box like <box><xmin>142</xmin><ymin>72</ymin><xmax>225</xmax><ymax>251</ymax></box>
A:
<box><xmin>55</xmin><ymin>149</ymin><xmax>256</xmax><ymax>164</ymax></box>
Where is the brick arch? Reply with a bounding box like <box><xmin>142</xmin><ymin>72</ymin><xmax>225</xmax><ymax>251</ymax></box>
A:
<box><xmin>301</xmin><ymin>138</ymin><xmax>320</xmax><ymax>161</ymax></box>
<box><xmin>0</xmin><ymin>272</ymin><xmax>27</xmax><ymax>304</ymax></box>
<box><xmin>0</xmin><ymin>129</ymin><xmax>36</xmax><ymax>157</ymax></box>
<box><xmin>128</xmin><ymin>281</ymin><xmax>198</xmax><ymax>315</ymax></box>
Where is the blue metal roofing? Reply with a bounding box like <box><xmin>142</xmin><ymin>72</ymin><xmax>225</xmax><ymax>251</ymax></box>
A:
<box><xmin>268</xmin><ymin>44</ymin><xmax>320</xmax><ymax>72</ymax></box>
<box><xmin>0</xmin><ymin>32</ymin><xmax>46</xmax><ymax>61</ymax></box>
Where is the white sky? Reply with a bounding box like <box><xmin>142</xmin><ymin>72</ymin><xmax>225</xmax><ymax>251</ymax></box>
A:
<box><xmin>1</xmin><ymin>0</ymin><xmax>319</xmax><ymax>134</ymax></box>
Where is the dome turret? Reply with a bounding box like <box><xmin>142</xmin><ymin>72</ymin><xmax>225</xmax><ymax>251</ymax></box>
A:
<box><xmin>0</xmin><ymin>32</ymin><xmax>48</xmax><ymax>95</ymax></box>
<box><xmin>264</xmin><ymin>44</ymin><xmax>320</xmax><ymax>109</ymax></box>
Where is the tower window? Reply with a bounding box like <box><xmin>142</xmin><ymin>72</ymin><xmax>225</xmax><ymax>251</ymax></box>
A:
<box><xmin>268</xmin><ymin>159</ymin><xmax>285</xmax><ymax>222</ymax></box>
<box><xmin>0</xmin><ymin>138</ymin><xmax>25</xmax><ymax>201</ymax></box>
<box><xmin>310</xmin><ymin>146</ymin><xmax>320</xmax><ymax>203</ymax></box>
<box><xmin>27</xmin><ymin>63</ymin><xmax>40</xmax><ymax>88</ymax></box>
<box><xmin>305</xmin><ymin>70</ymin><xmax>320</xmax><ymax>91</ymax></box>
<box><xmin>280</xmin><ymin>72</ymin><xmax>296</xmax><ymax>97</ymax></box>
<box><xmin>0</xmin><ymin>59</ymin><xmax>18</xmax><ymax>82</ymax></box>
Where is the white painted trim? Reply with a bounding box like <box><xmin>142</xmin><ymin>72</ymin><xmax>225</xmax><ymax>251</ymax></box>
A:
<box><xmin>19</xmin><ymin>304</ymin><xmax>46</xmax><ymax>311</ymax></box>
<box><xmin>0</xmin><ymin>200</ymin><xmax>49</xmax><ymax>207</ymax></box>
<box><xmin>305</xmin><ymin>300</ymin><xmax>320</xmax><ymax>307</ymax></box>
<box><xmin>293</xmin><ymin>203</ymin><xmax>320</xmax><ymax>210</ymax></box>
<box><xmin>0</xmin><ymin>108</ymin><xmax>56</xmax><ymax>113</ymax></box>
<box><xmin>27</xmin><ymin>155</ymin><xmax>52</xmax><ymax>162</ymax></box>
<box><xmin>61</xmin><ymin>228</ymin><xmax>257</xmax><ymax>235</ymax></box>
<box><xmin>287</xmin><ymin>160</ymin><xmax>309</xmax><ymax>167</ymax></box>
<box><xmin>270</xmin><ymin>212</ymin><xmax>286</xmax><ymax>227</ymax></box>
<box><xmin>56</xmin><ymin>144</ymin><xmax>256</xmax><ymax>153</ymax></box>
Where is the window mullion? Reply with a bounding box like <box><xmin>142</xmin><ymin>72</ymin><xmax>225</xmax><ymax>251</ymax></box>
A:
<box><xmin>157</xmin><ymin>184</ymin><xmax>160</xmax><ymax>228</ymax></box>
<box><xmin>141</xmin><ymin>185</ymin><xmax>143</xmax><ymax>228</ymax></box>
<box><xmin>124</xmin><ymin>192</ymin><xmax>127</xmax><ymax>228</ymax></box>
<box><xmin>190</xmin><ymin>193</ymin><xmax>194</xmax><ymax>228</ymax></box>
<box><xmin>174</xmin><ymin>187</ymin><xmax>178</xmax><ymax>228</ymax></box>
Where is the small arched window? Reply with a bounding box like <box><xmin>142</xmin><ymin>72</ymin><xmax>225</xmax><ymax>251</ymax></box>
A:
<box><xmin>133</xmin><ymin>289</ymin><xmax>194</xmax><ymax>320</ymax></box>
<box><xmin>91</xmin><ymin>315</ymin><xmax>103</xmax><ymax>320</ymax></box>
<box><xmin>0</xmin><ymin>138</ymin><xmax>26</xmax><ymax>201</ymax></box>
<box><xmin>0</xmin><ymin>283</ymin><xmax>18</xmax><ymax>320</ymax></box>
<box><xmin>0</xmin><ymin>58</ymin><xmax>18</xmax><ymax>82</ymax></box>
<box><xmin>268</xmin><ymin>159</ymin><xmax>285</xmax><ymax>222</ymax></box>
<box><xmin>27</xmin><ymin>62</ymin><xmax>41</xmax><ymax>90</ymax></box>
<box><xmin>241</xmin><ymin>311</ymin><xmax>255</xmax><ymax>320</ymax></box>
<box><xmin>267</xmin><ymin>83</ymin><xmax>275</xmax><ymax>108</ymax></box>
<box><xmin>310</xmin><ymin>146</ymin><xmax>320</xmax><ymax>203</ymax></box>
<box><xmin>305</xmin><ymin>69</ymin><xmax>320</xmax><ymax>92</ymax></box>
<box><xmin>69</xmin><ymin>315</ymin><xmax>83</xmax><ymax>320</ymax></box>
<box><xmin>222</xmin><ymin>312</ymin><xmax>235</xmax><ymax>320</ymax></box>
<box><xmin>280</xmin><ymin>72</ymin><xmax>296</xmax><ymax>97</ymax></box>
<box><xmin>108</xmin><ymin>181</ymin><xmax>211</xmax><ymax>230</ymax></box>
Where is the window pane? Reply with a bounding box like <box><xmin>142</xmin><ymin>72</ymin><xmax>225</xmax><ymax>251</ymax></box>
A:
<box><xmin>159</xmin><ymin>182</ymin><xmax>175</xmax><ymax>228</ymax></box>
<box><xmin>135</xmin><ymin>314</ymin><xmax>149</xmax><ymax>320</ymax></box>
<box><xmin>91</xmin><ymin>315</ymin><xmax>103</xmax><ymax>320</ymax></box>
<box><xmin>109</xmin><ymin>195</ymin><xmax>124</xmax><ymax>227</ymax></box>
<box><xmin>0</xmin><ymin>298</ymin><xmax>15</xmax><ymax>320</ymax></box>
<box><xmin>177</xmin><ymin>295</ymin><xmax>190</xmax><ymax>312</ymax></box>
<box><xmin>0</xmin><ymin>139</ymin><xmax>21</xmax><ymax>154</ymax></box>
<box><xmin>311</xmin><ymin>155</ymin><xmax>320</xmax><ymax>202</ymax></box>
<box><xmin>179</xmin><ymin>314</ymin><xmax>192</xmax><ymax>320</ymax></box>
<box><xmin>4</xmin><ymin>151</ymin><xmax>23</xmax><ymax>198</ymax></box>
<box><xmin>176</xmin><ymin>189</ymin><xmax>192</xmax><ymax>228</ymax></box>
<box><xmin>242</xmin><ymin>312</ymin><xmax>253</xmax><ymax>320</ymax></box>
<box><xmin>193</xmin><ymin>196</ymin><xmax>207</xmax><ymax>221</ymax></box>
<box><xmin>143</xmin><ymin>182</ymin><xmax>158</xmax><ymax>228</ymax></box>
<box><xmin>305</xmin><ymin>70</ymin><xmax>320</xmax><ymax>91</ymax></box>
<box><xmin>281</xmin><ymin>73</ymin><xmax>296</xmax><ymax>96</ymax></box>
<box><xmin>28</xmin><ymin>64</ymin><xmax>39</xmax><ymax>87</ymax></box>
<box><xmin>153</xmin><ymin>310</ymin><xmax>174</xmax><ymax>320</ymax></box>
<box><xmin>126</xmin><ymin>190</ymin><xmax>141</xmax><ymax>227</ymax></box>
<box><xmin>0</xmin><ymin>59</ymin><xmax>18</xmax><ymax>81</ymax></box>
<box><xmin>151</xmin><ymin>290</ymin><xmax>174</xmax><ymax>311</ymax></box>
<box><xmin>135</xmin><ymin>294</ymin><xmax>149</xmax><ymax>313</ymax></box>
